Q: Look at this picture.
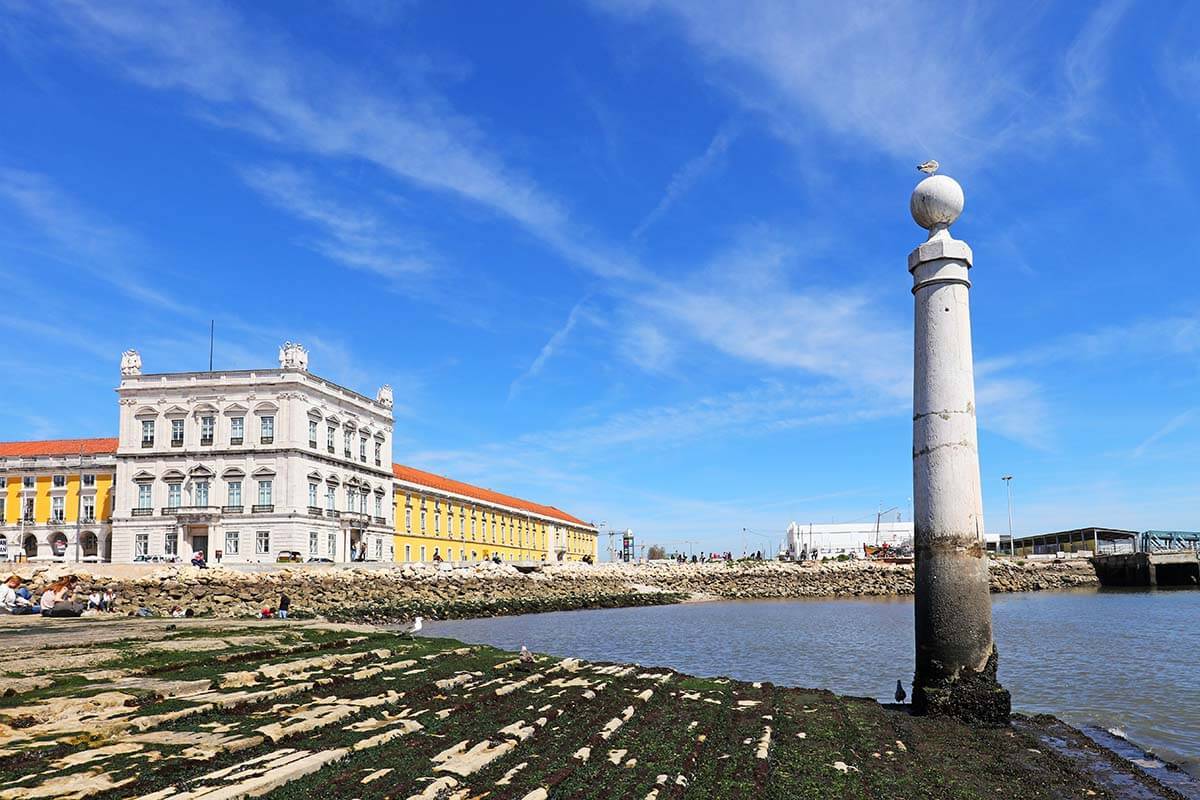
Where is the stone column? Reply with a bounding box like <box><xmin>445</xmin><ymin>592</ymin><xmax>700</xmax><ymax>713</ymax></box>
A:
<box><xmin>908</xmin><ymin>174</ymin><xmax>1010</xmax><ymax>724</ymax></box>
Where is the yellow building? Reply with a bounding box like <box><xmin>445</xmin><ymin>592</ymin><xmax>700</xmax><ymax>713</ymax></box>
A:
<box><xmin>0</xmin><ymin>438</ymin><xmax>116</xmax><ymax>562</ymax></box>
<box><xmin>392</xmin><ymin>463</ymin><xmax>597</xmax><ymax>564</ymax></box>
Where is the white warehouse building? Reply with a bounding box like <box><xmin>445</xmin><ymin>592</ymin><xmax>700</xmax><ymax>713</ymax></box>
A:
<box><xmin>782</xmin><ymin>520</ymin><xmax>1002</xmax><ymax>559</ymax></box>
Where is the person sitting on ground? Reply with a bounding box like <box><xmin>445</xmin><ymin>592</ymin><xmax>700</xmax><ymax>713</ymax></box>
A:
<box><xmin>1</xmin><ymin>575</ymin><xmax>38</xmax><ymax>615</ymax></box>
<box><xmin>102</xmin><ymin>588</ymin><xmax>115</xmax><ymax>612</ymax></box>
<box><xmin>190</xmin><ymin>551</ymin><xmax>207</xmax><ymax>569</ymax></box>
<box><xmin>40</xmin><ymin>577</ymin><xmax>84</xmax><ymax>618</ymax></box>
<box><xmin>258</xmin><ymin>607</ymin><xmax>274</xmax><ymax>619</ymax></box>
<box><xmin>87</xmin><ymin>590</ymin><xmax>103</xmax><ymax>611</ymax></box>
<box><xmin>169</xmin><ymin>605</ymin><xmax>185</xmax><ymax>618</ymax></box>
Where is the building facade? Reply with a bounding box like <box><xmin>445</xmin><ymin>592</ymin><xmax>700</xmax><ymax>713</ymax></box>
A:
<box><xmin>392</xmin><ymin>464</ymin><xmax>596</xmax><ymax>564</ymax></box>
<box><xmin>1</xmin><ymin>344</ymin><xmax>597</xmax><ymax>565</ymax></box>
<box><xmin>0</xmin><ymin>439</ymin><xmax>116</xmax><ymax>562</ymax></box>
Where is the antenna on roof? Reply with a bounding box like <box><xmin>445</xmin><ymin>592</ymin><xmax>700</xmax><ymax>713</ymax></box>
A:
<box><xmin>208</xmin><ymin>320</ymin><xmax>214</xmax><ymax>372</ymax></box>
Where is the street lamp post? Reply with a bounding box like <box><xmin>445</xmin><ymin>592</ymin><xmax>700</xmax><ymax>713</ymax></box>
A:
<box><xmin>1002</xmin><ymin>476</ymin><xmax>1014</xmax><ymax>555</ymax></box>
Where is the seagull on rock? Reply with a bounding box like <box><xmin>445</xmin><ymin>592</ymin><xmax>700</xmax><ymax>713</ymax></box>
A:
<box><xmin>917</xmin><ymin>159</ymin><xmax>939</xmax><ymax>175</ymax></box>
<box><xmin>894</xmin><ymin>679</ymin><xmax>907</xmax><ymax>703</ymax></box>
<box><xmin>398</xmin><ymin>615</ymin><xmax>423</xmax><ymax>638</ymax></box>
<box><xmin>520</xmin><ymin>645</ymin><xmax>534</xmax><ymax>664</ymax></box>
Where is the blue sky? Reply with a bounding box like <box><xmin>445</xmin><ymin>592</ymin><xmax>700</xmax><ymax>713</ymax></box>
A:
<box><xmin>2</xmin><ymin>0</ymin><xmax>1199</xmax><ymax>552</ymax></box>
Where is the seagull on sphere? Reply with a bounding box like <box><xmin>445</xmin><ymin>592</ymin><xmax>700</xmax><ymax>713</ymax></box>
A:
<box><xmin>894</xmin><ymin>679</ymin><xmax>907</xmax><ymax>703</ymax></box>
<box><xmin>398</xmin><ymin>615</ymin><xmax>423</xmax><ymax>637</ymax></box>
<box><xmin>917</xmin><ymin>159</ymin><xmax>939</xmax><ymax>175</ymax></box>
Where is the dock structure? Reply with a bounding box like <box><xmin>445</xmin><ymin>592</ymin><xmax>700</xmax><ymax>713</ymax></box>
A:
<box><xmin>1093</xmin><ymin>550</ymin><xmax>1200</xmax><ymax>587</ymax></box>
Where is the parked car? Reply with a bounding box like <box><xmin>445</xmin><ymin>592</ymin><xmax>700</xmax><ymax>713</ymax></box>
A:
<box><xmin>276</xmin><ymin>551</ymin><xmax>303</xmax><ymax>563</ymax></box>
<box><xmin>133</xmin><ymin>554</ymin><xmax>179</xmax><ymax>564</ymax></box>
<box><xmin>306</xmin><ymin>557</ymin><xmax>334</xmax><ymax>564</ymax></box>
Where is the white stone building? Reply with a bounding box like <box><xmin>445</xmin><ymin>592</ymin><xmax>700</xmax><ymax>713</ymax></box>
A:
<box><xmin>111</xmin><ymin>344</ymin><xmax>395</xmax><ymax>564</ymax></box>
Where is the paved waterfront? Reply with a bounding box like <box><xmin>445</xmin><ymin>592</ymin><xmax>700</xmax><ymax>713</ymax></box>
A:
<box><xmin>0</xmin><ymin>616</ymin><xmax>1186</xmax><ymax>799</ymax></box>
<box><xmin>425</xmin><ymin>588</ymin><xmax>1200</xmax><ymax>782</ymax></box>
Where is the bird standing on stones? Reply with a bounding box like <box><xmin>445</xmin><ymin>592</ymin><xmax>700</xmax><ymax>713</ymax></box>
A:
<box><xmin>895</xmin><ymin>679</ymin><xmax>907</xmax><ymax>703</ymax></box>
<box><xmin>398</xmin><ymin>615</ymin><xmax>423</xmax><ymax>638</ymax></box>
<box><xmin>917</xmin><ymin>159</ymin><xmax>939</xmax><ymax>175</ymax></box>
<box><xmin>520</xmin><ymin>645</ymin><xmax>534</xmax><ymax>664</ymax></box>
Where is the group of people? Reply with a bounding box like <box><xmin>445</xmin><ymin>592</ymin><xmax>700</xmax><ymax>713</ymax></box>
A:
<box><xmin>0</xmin><ymin>574</ymin><xmax>115</xmax><ymax>618</ymax></box>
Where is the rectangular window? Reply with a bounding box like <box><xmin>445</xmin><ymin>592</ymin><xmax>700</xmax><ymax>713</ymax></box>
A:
<box><xmin>405</xmin><ymin>507</ymin><xmax>411</xmax><ymax>532</ymax></box>
<box><xmin>22</xmin><ymin>476</ymin><xmax>34</xmax><ymax>489</ymax></box>
<box><xmin>195</xmin><ymin>481</ymin><xmax>209</xmax><ymax>507</ymax></box>
<box><xmin>344</xmin><ymin>431</ymin><xmax>352</xmax><ymax>457</ymax></box>
<box><xmin>405</xmin><ymin>544</ymin><xmax>411</xmax><ymax>562</ymax></box>
<box><xmin>359</xmin><ymin>491</ymin><xmax>367</xmax><ymax>514</ymax></box>
<box><xmin>141</xmin><ymin>420</ymin><xmax>155</xmax><ymax>446</ymax></box>
<box><xmin>164</xmin><ymin>531</ymin><xmax>177</xmax><ymax>557</ymax></box>
<box><xmin>420</xmin><ymin>546</ymin><xmax>426</xmax><ymax>562</ymax></box>
<box><xmin>51</xmin><ymin>496</ymin><xmax>64</xmax><ymax>521</ymax></box>
<box><xmin>167</xmin><ymin>483</ymin><xmax>181</xmax><ymax>508</ymax></box>
<box><xmin>375</xmin><ymin>539</ymin><xmax>383</xmax><ymax>560</ymax></box>
<box><xmin>0</xmin><ymin>497</ymin><xmax>6</xmax><ymax>521</ymax></box>
<box><xmin>346</xmin><ymin>487</ymin><xmax>355</xmax><ymax>510</ymax></box>
<box><xmin>435</xmin><ymin>504</ymin><xmax>440</xmax><ymax>533</ymax></box>
<box><xmin>82</xmin><ymin>498</ymin><xmax>95</xmax><ymax>521</ymax></box>
<box><xmin>327</xmin><ymin>532</ymin><xmax>336</xmax><ymax>556</ymax></box>
<box><xmin>374</xmin><ymin>441</ymin><xmax>382</xmax><ymax>465</ymax></box>
<box><xmin>135</xmin><ymin>533</ymin><xmax>149</xmax><ymax>556</ymax></box>
<box><xmin>82</xmin><ymin>474</ymin><xmax>95</xmax><ymax>487</ymax></box>
<box><xmin>421</xmin><ymin>509</ymin><xmax>427</xmax><ymax>533</ymax></box>
<box><xmin>309</xmin><ymin>531</ymin><xmax>318</xmax><ymax>555</ymax></box>
<box><xmin>308</xmin><ymin>419</ymin><xmax>318</xmax><ymax>447</ymax></box>
<box><xmin>225</xmin><ymin>531</ymin><xmax>239</xmax><ymax>555</ymax></box>
<box><xmin>360</xmin><ymin>436</ymin><xmax>367</xmax><ymax>461</ymax></box>
<box><xmin>230</xmin><ymin>416</ymin><xmax>244</xmax><ymax>444</ymax></box>
<box><xmin>256</xmin><ymin>530</ymin><xmax>270</xmax><ymax>554</ymax></box>
<box><xmin>171</xmin><ymin>419</ymin><xmax>184</xmax><ymax>446</ymax></box>
<box><xmin>308</xmin><ymin>483</ymin><xmax>318</xmax><ymax>507</ymax></box>
<box><xmin>137</xmin><ymin>484</ymin><xmax>152</xmax><ymax>509</ymax></box>
<box><xmin>257</xmin><ymin>480</ymin><xmax>272</xmax><ymax>506</ymax></box>
<box><xmin>201</xmin><ymin>415</ymin><xmax>215</xmax><ymax>445</ymax></box>
<box><xmin>327</xmin><ymin>425</ymin><xmax>335</xmax><ymax>452</ymax></box>
<box><xmin>260</xmin><ymin>416</ymin><xmax>274</xmax><ymax>444</ymax></box>
<box><xmin>227</xmin><ymin>481</ymin><xmax>242</xmax><ymax>507</ymax></box>
<box><xmin>375</xmin><ymin>495</ymin><xmax>382</xmax><ymax>517</ymax></box>
<box><xmin>52</xmin><ymin>474</ymin><xmax>66</xmax><ymax>488</ymax></box>
<box><xmin>326</xmin><ymin>486</ymin><xmax>335</xmax><ymax>511</ymax></box>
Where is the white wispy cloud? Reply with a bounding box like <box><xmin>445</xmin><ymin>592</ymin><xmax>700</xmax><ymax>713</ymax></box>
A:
<box><xmin>241</xmin><ymin>163</ymin><xmax>433</xmax><ymax>280</ymax></box>
<box><xmin>1133</xmin><ymin>408</ymin><xmax>1197</xmax><ymax>459</ymax></box>
<box><xmin>633</xmin><ymin>119</ymin><xmax>740</xmax><ymax>238</ymax></box>
<box><xmin>26</xmin><ymin>0</ymin><xmax>653</xmax><ymax>282</ymax></box>
<box><xmin>509</xmin><ymin>300</ymin><xmax>593</xmax><ymax>399</ymax></box>
<box><xmin>595</xmin><ymin>0</ymin><xmax>1133</xmax><ymax>165</ymax></box>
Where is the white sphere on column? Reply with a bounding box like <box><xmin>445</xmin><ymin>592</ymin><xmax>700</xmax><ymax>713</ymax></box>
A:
<box><xmin>910</xmin><ymin>175</ymin><xmax>964</xmax><ymax>230</ymax></box>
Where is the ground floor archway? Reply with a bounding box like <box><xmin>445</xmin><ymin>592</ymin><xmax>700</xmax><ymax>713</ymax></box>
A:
<box><xmin>81</xmin><ymin>531</ymin><xmax>99</xmax><ymax>559</ymax></box>
<box><xmin>23</xmin><ymin>534</ymin><xmax>38</xmax><ymax>558</ymax></box>
<box><xmin>49</xmin><ymin>532</ymin><xmax>68</xmax><ymax>558</ymax></box>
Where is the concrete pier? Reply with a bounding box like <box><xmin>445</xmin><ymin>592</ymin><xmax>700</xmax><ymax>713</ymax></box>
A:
<box><xmin>908</xmin><ymin>173</ymin><xmax>1011</xmax><ymax>724</ymax></box>
<box><xmin>1093</xmin><ymin>550</ymin><xmax>1200</xmax><ymax>587</ymax></box>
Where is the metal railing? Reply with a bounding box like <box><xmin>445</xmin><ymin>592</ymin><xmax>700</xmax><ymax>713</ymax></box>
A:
<box><xmin>251</xmin><ymin>504</ymin><xmax>274</xmax><ymax>513</ymax></box>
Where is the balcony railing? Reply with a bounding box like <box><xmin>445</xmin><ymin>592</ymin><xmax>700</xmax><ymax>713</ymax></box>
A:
<box><xmin>375</xmin><ymin>459</ymin><xmax>382</xmax><ymax>467</ymax></box>
<box><xmin>344</xmin><ymin>449</ymin><xmax>352</xmax><ymax>459</ymax></box>
<box><xmin>171</xmin><ymin>440</ymin><xmax>183</xmax><ymax>447</ymax></box>
<box><xmin>200</xmin><ymin>437</ymin><xmax>213</xmax><ymax>446</ymax></box>
<box><xmin>307</xmin><ymin>506</ymin><xmax>323</xmax><ymax>516</ymax></box>
<box><xmin>309</xmin><ymin>440</ymin><xmax>318</xmax><ymax>449</ymax></box>
<box><xmin>251</xmin><ymin>504</ymin><xmax>274</xmax><ymax>513</ymax></box>
<box><xmin>141</xmin><ymin>440</ymin><xmax>154</xmax><ymax>448</ymax></box>
<box><xmin>260</xmin><ymin>436</ymin><xmax>274</xmax><ymax>445</ymax></box>
<box><xmin>164</xmin><ymin>505</ymin><xmax>219</xmax><ymax>516</ymax></box>
<box><xmin>131</xmin><ymin>508</ymin><xmax>154</xmax><ymax>516</ymax></box>
<box><xmin>373</xmin><ymin>516</ymin><xmax>386</xmax><ymax>526</ymax></box>
<box><xmin>327</xmin><ymin>445</ymin><xmax>335</xmax><ymax>453</ymax></box>
<box><xmin>341</xmin><ymin>511</ymin><xmax>371</xmax><ymax>525</ymax></box>
<box><xmin>230</xmin><ymin>437</ymin><xmax>243</xmax><ymax>446</ymax></box>
<box><xmin>325</xmin><ymin>509</ymin><xmax>341</xmax><ymax>519</ymax></box>
<box><xmin>222</xmin><ymin>505</ymin><xmax>244</xmax><ymax>514</ymax></box>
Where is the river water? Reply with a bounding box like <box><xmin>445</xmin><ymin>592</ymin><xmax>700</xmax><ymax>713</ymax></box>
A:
<box><xmin>422</xmin><ymin>587</ymin><xmax>1199</xmax><ymax>776</ymax></box>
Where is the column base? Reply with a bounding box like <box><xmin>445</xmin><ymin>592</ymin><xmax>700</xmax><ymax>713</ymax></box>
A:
<box><xmin>913</xmin><ymin>646</ymin><xmax>1011</xmax><ymax>726</ymax></box>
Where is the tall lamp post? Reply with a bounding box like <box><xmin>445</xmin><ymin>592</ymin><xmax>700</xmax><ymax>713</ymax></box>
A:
<box><xmin>1001</xmin><ymin>476</ymin><xmax>1014</xmax><ymax>556</ymax></box>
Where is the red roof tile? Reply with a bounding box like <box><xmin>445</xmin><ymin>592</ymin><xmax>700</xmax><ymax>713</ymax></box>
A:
<box><xmin>0</xmin><ymin>438</ymin><xmax>119</xmax><ymax>457</ymax></box>
<box><xmin>393</xmin><ymin>463</ymin><xmax>592</xmax><ymax>528</ymax></box>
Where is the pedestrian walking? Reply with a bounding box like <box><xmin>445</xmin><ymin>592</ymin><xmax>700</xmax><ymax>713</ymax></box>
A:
<box><xmin>278</xmin><ymin>593</ymin><xmax>290</xmax><ymax>620</ymax></box>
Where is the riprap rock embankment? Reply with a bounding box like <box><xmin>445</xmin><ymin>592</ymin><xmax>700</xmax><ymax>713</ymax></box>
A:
<box><xmin>9</xmin><ymin>558</ymin><xmax>1097</xmax><ymax>621</ymax></box>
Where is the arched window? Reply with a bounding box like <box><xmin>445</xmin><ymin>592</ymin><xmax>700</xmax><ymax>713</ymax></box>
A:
<box><xmin>23</xmin><ymin>534</ymin><xmax>38</xmax><ymax>558</ymax></box>
<box><xmin>50</xmin><ymin>532</ymin><xmax>68</xmax><ymax>558</ymax></box>
<box><xmin>81</xmin><ymin>532</ymin><xmax>99</xmax><ymax>558</ymax></box>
